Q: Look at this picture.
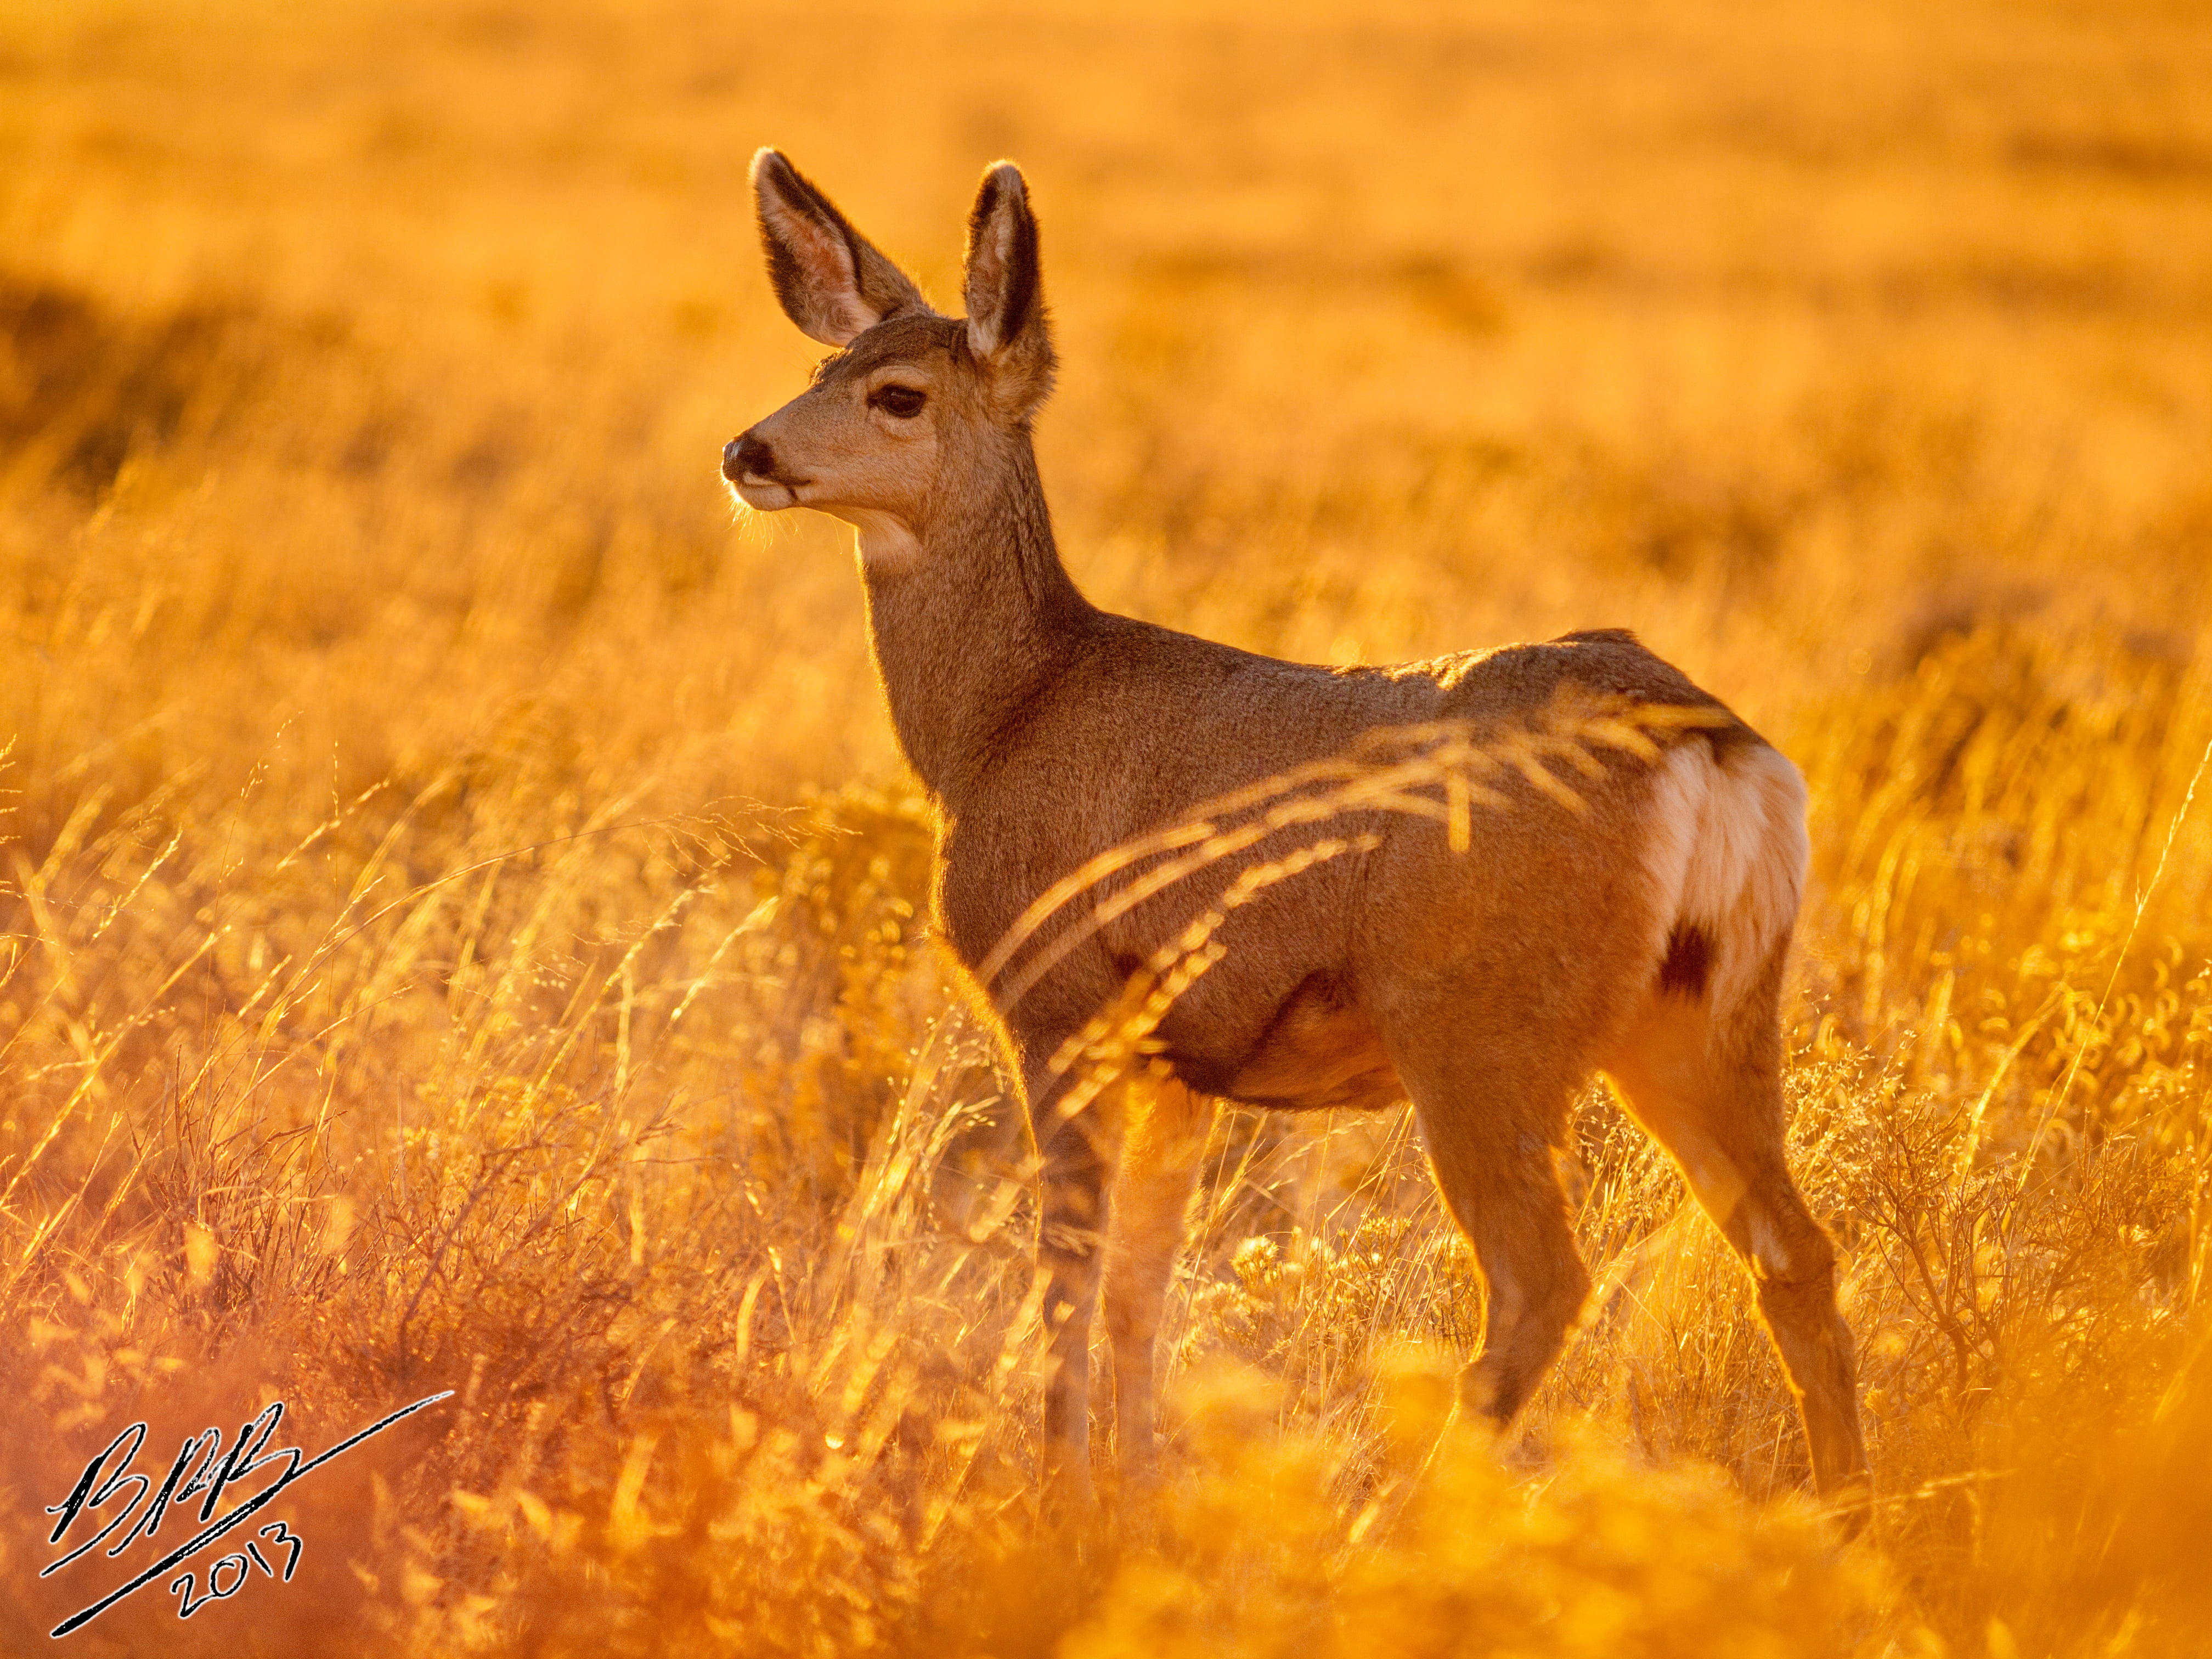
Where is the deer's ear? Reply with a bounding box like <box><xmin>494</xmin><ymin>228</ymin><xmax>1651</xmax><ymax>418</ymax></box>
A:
<box><xmin>961</xmin><ymin>161</ymin><xmax>1056</xmax><ymax>415</ymax></box>
<box><xmin>752</xmin><ymin>149</ymin><xmax>932</xmax><ymax>347</ymax></box>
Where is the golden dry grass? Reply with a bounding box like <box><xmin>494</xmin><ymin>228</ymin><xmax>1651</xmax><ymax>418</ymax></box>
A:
<box><xmin>4</xmin><ymin>0</ymin><xmax>2212</xmax><ymax>1653</ymax></box>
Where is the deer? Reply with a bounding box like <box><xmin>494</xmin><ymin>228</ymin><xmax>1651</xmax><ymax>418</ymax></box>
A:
<box><xmin>721</xmin><ymin>150</ymin><xmax>1869</xmax><ymax>1520</ymax></box>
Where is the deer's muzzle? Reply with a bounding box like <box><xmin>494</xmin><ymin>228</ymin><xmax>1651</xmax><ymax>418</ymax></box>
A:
<box><xmin>723</xmin><ymin>431</ymin><xmax>806</xmax><ymax>510</ymax></box>
<box><xmin>722</xmin><ymin>432</ymin><xmax>780</xmax><ymax>484</ymax></box>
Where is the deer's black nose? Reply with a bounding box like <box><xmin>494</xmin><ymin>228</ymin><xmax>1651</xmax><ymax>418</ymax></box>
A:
<box><xmin>722</xmin><ymin>432</ymin><xmax>777</xmax><ymax>483</ymax></box>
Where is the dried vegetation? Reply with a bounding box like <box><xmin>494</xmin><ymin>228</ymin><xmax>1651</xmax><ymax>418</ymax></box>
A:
<box><xmin>4</xmin><ymin>1</ymin><xmax>2211</xmax><ymax>1654</ymax></box>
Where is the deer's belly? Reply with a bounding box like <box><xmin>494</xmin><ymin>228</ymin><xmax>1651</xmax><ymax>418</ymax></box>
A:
<box><xmin>1178</xmin><ymin>972</ymin><xmax>1406</xmax><ymax>1113</ymax></box>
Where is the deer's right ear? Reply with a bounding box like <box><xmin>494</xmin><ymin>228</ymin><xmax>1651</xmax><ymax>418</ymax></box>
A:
<box><xmin>962</xmin><ymin>162</ymin><xmax>1056</xmax><ymax>417</ymax></box>
<box><xmin>752</xmin><ymin>149</ymin><xmax>932</xmax><ymax>347</ymax></box>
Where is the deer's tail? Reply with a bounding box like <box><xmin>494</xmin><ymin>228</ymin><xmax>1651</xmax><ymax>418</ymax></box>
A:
<box><xmin>1637</xmin><ymin>733</ymin><xmax>1809</xmax><ymax>1018</ymax></box>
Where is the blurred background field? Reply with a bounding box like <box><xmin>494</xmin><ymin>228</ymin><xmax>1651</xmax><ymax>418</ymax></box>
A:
<box><xmin>4</xmin><ymin>0</ymin><xmax>2212</xmax><ymax>1653</ymax></box>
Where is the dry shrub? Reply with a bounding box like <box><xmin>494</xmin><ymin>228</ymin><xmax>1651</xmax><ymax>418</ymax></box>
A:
<box><xmin>1063</xmin><ymin>1359</ymin><xmax>1893</xmax><ymax>1659</ymax></box>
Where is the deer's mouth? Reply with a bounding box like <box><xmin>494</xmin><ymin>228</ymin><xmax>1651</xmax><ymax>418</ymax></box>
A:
<box><xmin>731</xmin><ymin>475</ymin><xmax>805</xmax><ymax>510</ymax></box>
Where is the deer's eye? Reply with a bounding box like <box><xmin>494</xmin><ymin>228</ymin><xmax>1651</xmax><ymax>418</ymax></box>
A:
<box><xmin>870</xmin><ymin>385</ymin><xmax>927</xmax><ymax>419</ymax></box>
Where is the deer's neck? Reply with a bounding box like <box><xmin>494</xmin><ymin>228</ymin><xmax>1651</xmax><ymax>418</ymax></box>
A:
<box><xmin>856</xmin><ymin>436</ymin><xmax>1097</xmax><ymax>804</ymax></box>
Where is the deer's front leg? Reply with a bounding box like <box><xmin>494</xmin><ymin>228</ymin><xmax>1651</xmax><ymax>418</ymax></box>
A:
<box><xmin>1104</xmin><ymin>1073</ymin><xmax>1212</xmax><ymax>1494</ymax></box>
<box><xmin>1030</xmin><ymin>1062</ymin><xmax>1122</xmax><ymax>1513</ymax></box>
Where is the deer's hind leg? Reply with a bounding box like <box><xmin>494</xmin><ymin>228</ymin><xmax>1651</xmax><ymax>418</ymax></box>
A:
<box><xmin>1103</xmin><ymin>1073</ymin><xmax>1214</xmax><ymax>1493</ymax></box>
<box><xmin>1602</xmin><ymin>951</ymin><xmax>1869</xmax><ymax>1508</ymax></box>
<box><xmin>1389</xmin><ymin>1014</ymin><xmax>1595</xmax><ymax>1431</ymax></box>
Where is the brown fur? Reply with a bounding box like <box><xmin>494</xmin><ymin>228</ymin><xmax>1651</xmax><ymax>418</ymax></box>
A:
<box><xmin>727</xmin><ymin>149</ymin><xmax>1869</xmax><ymax>1516</ymax></box>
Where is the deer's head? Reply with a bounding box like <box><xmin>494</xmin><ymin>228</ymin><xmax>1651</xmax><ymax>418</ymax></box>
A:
<box><xmin>723</xmin><ymin>151</ymin><xmax>1056</xmax><ymax>560</ymax></box>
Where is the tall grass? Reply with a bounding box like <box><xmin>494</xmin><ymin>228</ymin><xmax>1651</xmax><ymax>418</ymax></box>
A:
<box><xmin>5</xmin><ymin>0</ymin><xmax>2212</xmax><ymax>1654</ymax></box>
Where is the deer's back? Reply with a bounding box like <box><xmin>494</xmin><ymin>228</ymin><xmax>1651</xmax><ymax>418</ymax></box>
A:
<box><xmin>934</xmin><ymin>618</ymin><xmax>1756</xmax><ymax>1099</ymax></box>
<box><xmin>974</xmin><ymin>619</ymin><xmax>1740</xmax><ymax>849</ymax></box>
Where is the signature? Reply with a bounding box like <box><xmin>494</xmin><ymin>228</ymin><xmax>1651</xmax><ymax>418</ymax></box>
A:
<box><xmin>41</xmin><ymin>1390</ymin><xmax>453</xmax><ymax>1638</ymax></box>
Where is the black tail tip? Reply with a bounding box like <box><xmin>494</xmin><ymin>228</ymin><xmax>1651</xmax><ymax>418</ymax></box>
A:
<box><xmin>1657</xmin><ymin>923</ymin><xmax>1712</xmax><ymax>1000</ymax></box>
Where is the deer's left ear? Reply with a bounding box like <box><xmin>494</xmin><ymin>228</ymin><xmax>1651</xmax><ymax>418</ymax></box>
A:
<box><xmin>962</xmin><ymin>162</ymin><xmax>1056</xmax><ymax>417</ymax></box>
<box><xmin>753</xmin><ymin>149</ymin><xmax>933</xmax><ymax>347</ymax></box>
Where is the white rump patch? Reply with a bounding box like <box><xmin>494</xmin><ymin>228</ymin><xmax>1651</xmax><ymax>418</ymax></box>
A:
<box><xmin>1637</xmin><ymin>739</ymin><xmax>1809</xmax><ymax>1017</ymax></box>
